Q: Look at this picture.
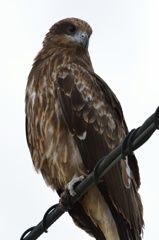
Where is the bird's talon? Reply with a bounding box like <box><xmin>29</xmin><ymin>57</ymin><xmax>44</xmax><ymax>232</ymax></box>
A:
<box><xmin>66</xmin><ymin>175</ymin><xmax>84</xmax><ymax>196</ymax></box>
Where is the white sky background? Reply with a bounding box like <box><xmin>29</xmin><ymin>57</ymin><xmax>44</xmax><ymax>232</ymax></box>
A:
<box><xmin>0</xmin><ymin>0</ymin><xmax>159</xmax><ymax>239</ymax></box>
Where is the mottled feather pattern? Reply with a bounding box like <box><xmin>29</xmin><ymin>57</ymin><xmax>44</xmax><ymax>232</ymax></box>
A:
<box><xmin>26</xmin><ymin>18</ymin><xmax>144</xmax><ymax>239</ymax></box>
<box><xmin>26</xmin><ymin>61</ymin><xmax>87</xmax><ymax>190</ymax></box>
<box><xmin>56</xmin><ymin>63</ymin><xmax>123</xmax><ymax>145</ymax></box>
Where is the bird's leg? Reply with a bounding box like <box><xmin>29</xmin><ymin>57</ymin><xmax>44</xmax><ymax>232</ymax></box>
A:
<box><xmin>66</xmin><ymin>174</ymin><xmax>84</xmax><ymax>196</ymax></box>
<box><xmin>59</xmin><ymin>174</ymin><xmax>84</xmax><ymax>211</ymax></box>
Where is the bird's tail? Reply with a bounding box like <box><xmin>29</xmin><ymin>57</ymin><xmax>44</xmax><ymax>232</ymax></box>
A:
<box><xmin>97</xmin><ymin>182</ymin><xmax>142</xmax><ymax>240</ymax></box>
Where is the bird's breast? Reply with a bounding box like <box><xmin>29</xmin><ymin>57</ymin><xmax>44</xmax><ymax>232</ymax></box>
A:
<box><xmin>26</xmin><ymin>81</ymin><xmax>87</xmax><ymax>190</ymax></box>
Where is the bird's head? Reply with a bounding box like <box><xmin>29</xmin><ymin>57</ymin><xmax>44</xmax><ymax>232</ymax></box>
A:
<box><xmin>43</xmin><ymin>18</ymin><xmax>92</xmax><ymax>50</ymax></box>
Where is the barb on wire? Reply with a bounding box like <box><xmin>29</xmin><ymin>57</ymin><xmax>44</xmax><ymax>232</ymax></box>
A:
<box><xmin>20</xmin><ymin>107</ymin><xmax>159</xmax><ymax>240</ymax></box>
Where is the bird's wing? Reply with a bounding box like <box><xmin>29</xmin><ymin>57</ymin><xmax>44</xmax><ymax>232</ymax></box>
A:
<box><xmin>56</xmin><ymin>63</ymin><xmax>143</xmax><ymax>235</ymax></box>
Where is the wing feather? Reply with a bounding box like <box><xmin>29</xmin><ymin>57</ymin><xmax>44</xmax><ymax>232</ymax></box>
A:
<box><xmin>56</xmin><ymin>63</ymin><xmax>143</xmax><ymax>233</ymax></box>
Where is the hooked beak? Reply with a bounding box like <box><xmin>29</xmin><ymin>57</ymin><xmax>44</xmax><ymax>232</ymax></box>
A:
<box><xmin>74</xmin><ymin>31</ymin><xmax>89</xmax><ymax>48</ymax></box>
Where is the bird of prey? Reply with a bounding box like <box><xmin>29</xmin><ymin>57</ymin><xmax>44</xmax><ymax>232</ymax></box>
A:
<box><xmin>25</xmin><ymin>18</ymin><xmax>144</xmax><ymax>240</ymax></box>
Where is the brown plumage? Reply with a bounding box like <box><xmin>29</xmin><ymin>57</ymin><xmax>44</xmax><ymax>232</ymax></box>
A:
<box><xmin>25</xmin><ymin>18</ymin><xmax>144</xmax><ymax>239</ymax></box>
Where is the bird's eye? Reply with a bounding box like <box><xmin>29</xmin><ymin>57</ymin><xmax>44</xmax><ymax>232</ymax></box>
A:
<box><xmin>68</xmin><ymin>25</ymin><xmax>76</xmax><ymax>34</ymax></box>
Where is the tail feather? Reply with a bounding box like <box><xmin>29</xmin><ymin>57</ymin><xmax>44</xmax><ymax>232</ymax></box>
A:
<box><xmin>97</xmin><ymin>182</ymin><xmax>142</xmax><ymax>240</ymax></box>
<box><xmin>69</xmin><ymin>201</ymin><xmax>106</xmax><ymax>240</ymax></box>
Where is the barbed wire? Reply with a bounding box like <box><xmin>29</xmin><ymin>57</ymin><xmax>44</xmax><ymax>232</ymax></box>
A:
<box><xmin>20</xmin><ymin>107</ymin><xmax>159</xmax><ymax>240</ymax></box>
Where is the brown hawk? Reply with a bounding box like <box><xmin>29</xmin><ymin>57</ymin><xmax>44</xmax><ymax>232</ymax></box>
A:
<box><xmin>25</xmin><ymin>18</ymin><xmax>144</xmax><ymax>239</ymax></box>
